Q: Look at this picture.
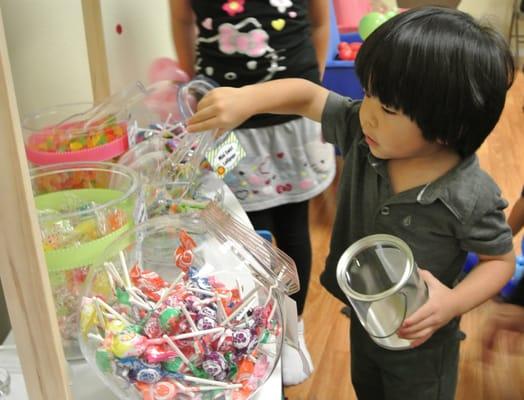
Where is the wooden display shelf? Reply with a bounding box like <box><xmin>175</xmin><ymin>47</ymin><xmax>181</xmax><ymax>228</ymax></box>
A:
<box><xmin>0</xmin><ymin>2</ymin><xmax>109</xmax><ymax>398</ymax></box>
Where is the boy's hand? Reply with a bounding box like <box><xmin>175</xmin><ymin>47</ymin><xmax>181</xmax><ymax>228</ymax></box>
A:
<box><xmin>187</xmin><ymin>87</ymin><xmax>253</xmax><ymax>136</ymax></box>
<box><xmin>397</xmin><ymin>269</ymin><xmax>459</xmax><ymax>348</ymax></box>
<box><xmin>482</xmin><ymin>303</ymin><xmax>524</xmax><ymax>363</ymax></box>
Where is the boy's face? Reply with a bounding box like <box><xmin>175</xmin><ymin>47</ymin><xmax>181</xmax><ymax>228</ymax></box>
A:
<box><xmin>359</xmin><ymin>95</ymin><xmax>442</xmax><ymax>160</ymax></box>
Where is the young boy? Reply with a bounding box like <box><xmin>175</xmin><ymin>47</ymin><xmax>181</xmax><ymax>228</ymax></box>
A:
<box><xmin>188</xmin><ymin>7</ymin><xmax>516</xmax><ymax>399</ymax></box>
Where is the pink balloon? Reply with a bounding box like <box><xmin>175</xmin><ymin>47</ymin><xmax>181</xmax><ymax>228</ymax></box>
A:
<box><xmin>148</xmin><ymin>57</ymin><xmax>190</xmax><ymax>84</ymax></box>
<box><xmin>144</xmin><ymin>85</ymin><xmax>183</xmax><ymax>121</ymax></box>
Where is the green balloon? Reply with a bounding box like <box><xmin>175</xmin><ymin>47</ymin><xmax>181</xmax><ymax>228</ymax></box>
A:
<box><xmin>358</xmin><ymin>12</ymin><xmax>388</xmax><ymax>40</ymax></box>
<box><xmin>384</xmin><ymin>10</ymin><xmax>398</xmax><ymax>20</ymax></box>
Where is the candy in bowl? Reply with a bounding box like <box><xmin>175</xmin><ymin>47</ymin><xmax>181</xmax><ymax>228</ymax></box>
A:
<box><xmin>79</xmin><ymin>203</ymin><xmax>298</xmax><ymax>399</ymax></box>
<box><xmin>31</xmin><ymin>161</ymin><xmax>139</xmax><ymax>359</ymax></box>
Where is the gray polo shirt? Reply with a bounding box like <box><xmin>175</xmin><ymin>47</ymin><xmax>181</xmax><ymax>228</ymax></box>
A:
<box><xmin>320</xmin><ymin>92</ymin><xmax>514</xmax><ymax>311</ymax></box>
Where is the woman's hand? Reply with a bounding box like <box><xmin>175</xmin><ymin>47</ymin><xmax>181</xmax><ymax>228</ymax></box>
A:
<box><xmin>397</xmin><ymin>269</ymin><xmax>459</xmax><ymax>348</ymax></box>
<box><xmin>187</xmin><ymin>87</ymin><xmax>254</xmax><ymax>136</ymax></box>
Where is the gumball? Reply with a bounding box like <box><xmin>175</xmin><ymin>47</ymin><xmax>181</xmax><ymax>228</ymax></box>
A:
<box><xmin>358</xmin><ymin>12</ymin><xmax>388</xmax><ymax>40</ymax></box>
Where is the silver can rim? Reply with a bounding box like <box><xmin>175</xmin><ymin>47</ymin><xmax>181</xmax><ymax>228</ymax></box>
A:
<box><xmin>336</xmin><ymin>234</ymin><xmax>415</xmax><ymax>302</ymax></box>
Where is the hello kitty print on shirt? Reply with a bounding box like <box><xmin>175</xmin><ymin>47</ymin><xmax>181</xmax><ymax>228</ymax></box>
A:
<box><xmin>197</xmin><ymin>17</ymin><xmax>286</xmax><ymax>82</ymax></box>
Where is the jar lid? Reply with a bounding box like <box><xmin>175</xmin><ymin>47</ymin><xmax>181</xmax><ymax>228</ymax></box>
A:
<box><xmin>201</xmin><ymin>202</ymin><xmax>300</xmax><ymax>295</ymax></box>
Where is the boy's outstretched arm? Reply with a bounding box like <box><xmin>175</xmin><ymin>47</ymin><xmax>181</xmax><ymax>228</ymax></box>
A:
<box><xmin>186</xmin><ymin>79</ymin><xmax>329</xmax><ymax>135</ymax></box>
<box><xmin>398</xmin><ymin>251</ymin><xmax>515</xmax><ymax>347</ymax></box>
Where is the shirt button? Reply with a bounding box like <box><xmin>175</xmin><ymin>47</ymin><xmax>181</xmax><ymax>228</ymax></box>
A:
<box><xmin>380</xmin><ymin>206</ymin><xmax>390</xmax><ymax>216</ymax></box>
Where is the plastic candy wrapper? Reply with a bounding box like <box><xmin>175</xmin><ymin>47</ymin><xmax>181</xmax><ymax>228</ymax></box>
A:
<box><xmin>31</xmin><ymin>162</ymin><xmax>139</xmax><ymax>359</ymax></box>
<box><xmin>80</xmin><ymin>204</ymin><xmax>298</xmax><ymax>399</ymax></box>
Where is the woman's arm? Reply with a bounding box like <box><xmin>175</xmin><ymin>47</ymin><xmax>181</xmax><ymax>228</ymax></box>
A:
<box><xmin>187</xmin><ymin>79</ymin><xmax>330</xmax><ymax>135</ymax></box>
<box><xmin>308</xmin><ymin>0</ymin><xmax>330</xmax><ymax>77</ymax></box>
<box><xmin>170</xmin><ymin>0</ymin><xmax>196</xmax><ymax>77</ymax></box>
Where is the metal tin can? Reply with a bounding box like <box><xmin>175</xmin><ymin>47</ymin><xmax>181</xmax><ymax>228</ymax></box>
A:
<box><xmin>336</xmin><ymin>234</ymin><xmax>428</xmax><ymax>350</ymax></box>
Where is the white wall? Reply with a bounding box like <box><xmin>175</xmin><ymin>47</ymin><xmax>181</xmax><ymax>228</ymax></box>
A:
<box><xmin>1</xmin><ymin>0</ymin><xmax>91</xmax><ymax>117</ymax></box>
<box><xmin>379</xmin><ymin>0</ymin><xmax>520</xmax><ymax>64</ymax></box>
<box><xmin>380</xmin><ymin>0</ymin><xmax>513</xmax><ymax>32</ymax></box>
<box><xmin>1</xmin><ymin>0</ymin><xmax>520</xmax><ymax>120</ymax></box>
<box><xmin>101</xmin><ymin>0</ymin><xmax>175</xmax><ymax>94</ymax></box>
<box><xmin>0</xmin><ymin>0</ymin><xmax>176</xmax><ymax>118</ymax></box>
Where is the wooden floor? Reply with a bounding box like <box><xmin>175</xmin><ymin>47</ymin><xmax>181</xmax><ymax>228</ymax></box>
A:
<box><xmin>284</xmin><ymin>72</ymin><xmax>524</xmax><ymax>400</ymax></box>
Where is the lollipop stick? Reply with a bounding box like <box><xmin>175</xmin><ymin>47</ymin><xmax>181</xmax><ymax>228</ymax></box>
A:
<box><xmin>104</xmin><ymin>262</ymin><xmax>124</xmax><ymax>287</ymax></box>
<box><xmin>154</xmin><ymin>272</ymin><xmax>185</xmax><ymax>308</ymax></box>
<box><xmin>93</xmin><ymin>299</ymin><xmax>106</xmax><ymax>327</ymax></box>
<box><xmin>181</xmin><ymin>375</ymin><xmax>241</xmax><ymax>388</ymax></box>
<box><xmin>87</xmin><ymin>333</ymin><xmax>104</xmax><ymax>343</ymax></box>
<box><xmin>180</xmin><ymin>304</ymin><xmax>198</xmax><ymax>332</ymax></box>
<box><xmin>172</xmin><ymin>327</ymin><xmax>224</xmax><ymax>340</ymax></box>
<box><xmin>95</xmin><ymin>298</ymin><xmax>130</xmax><ymax>325</ymax></box>
<box><xmin>186</xmin><ymin>287</ymin><xmax>227</xmax><ymax>298</ymax></box>
<box><xmin>127</xmin><ymin>289</ymin><xmax>152</xmax><ymax>309</ymax></box>
<box><xmin>163</xmin><ymin>334</ymin><xmax>190</xmax><ymax>365</ymax></box>
<box><xmin>184</xmin><ymin>384</ymin><xmax>243</xmax><ymax>392</ymax></box>
<box><xmin>221</xmin><ymin>288</ymin><xmax>258</xmax><ymax>326</ymax></box>
<box><xmin>119</xmin><ymin>251</ymin><xmax>132</xmax><ymax>288</ymax></box>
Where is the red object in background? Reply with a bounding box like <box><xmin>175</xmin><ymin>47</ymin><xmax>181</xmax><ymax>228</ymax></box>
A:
<box><xmin>115</xmin><ymin>24</ymin><xmax>123</xmax><ymax>34</ymax></box>
<box><xmin>349</xmin><ymin>42</ymin><xmax>362</xmax><ymax>53</ymax></box>
<box><xmin>339</xmin><ymin>47</ymin><xmax>354</xmax><ymax>61</ymax></box>
<box><xmin>337</xmin><ymin>41</ymin><xmax>361</xmax><ymax>61</ymax></box>
<box><xmin>337</xmin><ymin>41</ymin><xmax>350</xmax><ymax>52</ymax></box>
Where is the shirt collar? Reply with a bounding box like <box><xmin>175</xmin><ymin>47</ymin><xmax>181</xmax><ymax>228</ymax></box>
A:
<box><xmin>361</xmin><ymin>134</ymin><xmax>479</xmax><ymax>222</ymax></box>
<box><xmin>415</xmin><ymin>155</ymin><xmax>479</xmax><ymax>222</ymax></box>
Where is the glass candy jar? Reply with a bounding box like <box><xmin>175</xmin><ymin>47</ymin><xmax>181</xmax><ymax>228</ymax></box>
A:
<box><xmin>31</xmin><ymin>162</ymin><xmax>139</xmax><ymax>359</ymax></box>
<box><xmin>23</xmin><ymin>102</ymin><xmax>129</xmax><ymax>166</ymax></box>
<box><xmin>119</xmin><ymin>78</ymin><xmax>223</xmax><ymax>220</ymax></box>
<box><xmin>79</xmin><ymin>203</ymin><xmax>298</xmax><ymax>399</ymax></box>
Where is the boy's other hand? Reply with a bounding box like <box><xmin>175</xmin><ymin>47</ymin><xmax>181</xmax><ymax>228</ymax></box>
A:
<box><xmin>481</xmin><ymin>302</ymin><xmax>524</xmax><ymax>363</ymax></box>
<box><xmin>187</xmin><ymin>87</ymin><xmax>253</xmax><ymax>136</ymax></box>
<box><xmin>397</xmin><ymin>269</ymin><xmax>459</xmax><ymax>348</ymax></box>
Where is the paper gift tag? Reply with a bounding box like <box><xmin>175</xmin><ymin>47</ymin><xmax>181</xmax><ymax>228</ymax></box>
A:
<box><xmin>205</xmin><ymin>132</ymin><xmax>246</xmax><ymax>178</ymax></box>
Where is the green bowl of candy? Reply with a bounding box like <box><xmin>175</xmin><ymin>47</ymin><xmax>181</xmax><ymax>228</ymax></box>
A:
<box><xmin>31</xmin><ymin>161</ymin><xmax>139</xmax><ymax>360</ymax></box>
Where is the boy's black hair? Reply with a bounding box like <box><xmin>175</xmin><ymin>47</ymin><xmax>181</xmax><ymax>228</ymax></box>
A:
<box><xmin>355</xmin><ymin>6</ymin><xmax>515</xmax><ymax>157</ymax></box>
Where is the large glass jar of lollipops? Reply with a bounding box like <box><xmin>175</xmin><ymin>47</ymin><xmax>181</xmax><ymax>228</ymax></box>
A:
<box><xmin>79</xmin><ymin>204</ymin><xmax>298</xmax><ymax>399</ymax></box>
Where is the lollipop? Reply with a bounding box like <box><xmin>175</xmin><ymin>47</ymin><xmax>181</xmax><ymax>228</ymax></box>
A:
<box><xmin>80</xmin><ymin>227</ymin><xmax>280</xmax><ymax>399</ymax></box>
